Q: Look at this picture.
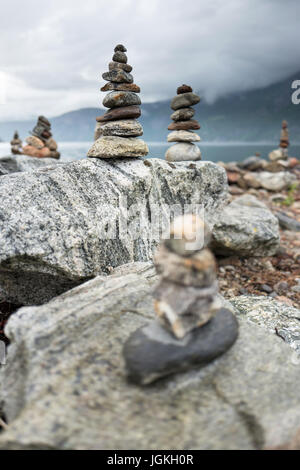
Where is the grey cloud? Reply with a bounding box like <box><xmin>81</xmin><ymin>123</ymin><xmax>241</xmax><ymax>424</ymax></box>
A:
<box><xmin>0</xmin><ymin>0</ymin><xmax>300</xmax><ymax>120</ymax></box>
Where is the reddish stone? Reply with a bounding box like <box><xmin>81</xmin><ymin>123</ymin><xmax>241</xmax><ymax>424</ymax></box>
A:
<box><xmin>168</xmin><ymin>120</ymin><xmax>200</xmax><ymax>131</ymax></box>
<box><xmin>177</xmin><ymin>84</ymin><xmax>193</xmax><ymax>94</ymax></box>
<box><xmin>96</xmin><ymin>105</ymin><xmax>141</xmax><ymax>122</ymax></box>
<box><xmin>289</xmin><ymin>157</ymin><xmax>299</xmax><ymax>168</ymax></box>
<box><xmin>22</xmin><ymin>145</ymin><xmax>51</xmax><ymax>158</ymax></box>
<box><xmin>227</xmin><ymin>172</ymin><xmax>240</xmax><ymax>184</ymax></box>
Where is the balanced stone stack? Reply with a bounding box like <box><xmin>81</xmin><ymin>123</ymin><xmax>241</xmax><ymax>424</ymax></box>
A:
<box><xmin>10</xmin><ymin>131</ymin><xmax>22</xmax><ymax>155</ymax></box>
<box><xmin>88</xmin><ymin>44</ymin><xmax>148</xmax><ymax>159</ymax></box>
<box><xmin>269</xmin><ymin>120</ymin><xmax>289</xmax><ymax>162</ymax></box>
<box><xmin>23</xmin><ymin>116</ymin><xmax>60</xmax><ymax>159</ymax></box>
<box><xmin>165</xmin><ymin>85</ymin><xmax>201</xmax><ymax>162</ymax></box>
<box><xmin>124</xmin><ymin>215</ymin><xmax>238</xmax><ymax>385</ymax></box>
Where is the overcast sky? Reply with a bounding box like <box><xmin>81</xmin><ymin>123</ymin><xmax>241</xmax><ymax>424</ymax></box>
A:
<box><xmin>0</xmin><ymin>0</ymin><xmax>299</xmax><ymax>121</ymax></box>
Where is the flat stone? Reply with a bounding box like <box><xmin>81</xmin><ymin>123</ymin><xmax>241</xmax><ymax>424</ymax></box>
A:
<box><xmin>87</xmin><ymin>136</ymin><xmax>148</xmax><ymax>158</ymax></box>
<box><xmin>101</xmin><ymin>82</ymin><xmax>140</xmax><ymax>93</ymax></box>
<box><xmin>123</xmin><ymin>309</ymin><xmax>238</xmax><ymax>385</ymax></box>
<box><xmin>102</xmin><ymin>91</ymin><xmax>141</xmax><ymax>108</ymax></box>
<box><xmin>102</xmin><ymin>70</ymin><xmax>133</xmax><ymax>84</ymax></box>
<box><xmin>168</xmin><ymin>120</ymin><xmax>200</xmax><ymax>131</ymax></box>
<box><xmin>177</xmin><ymin>84</ymin><xmax>193</xmax><ymax>94</ymax></box>
<box><xmin>171</xmin><ymin>92</ymin><xmax>200</xmax><ymax>110</ymax></box>
<box><xmin>114</xmin><ymin>44</ymin><xmax>127</xmax><ymax>52</ymax></box>
<box><xmin>108</xmin><ymin>61</ymin><xmax>132</xmax><ymax>73</ymax></box>
<box><xmin>243</xmin><ymin>171</ymin><xmax>297</xmax><ymax>192</ymax></box>
<box><xmin>97</xmin><ymin>119</ymin><xmax>143</xmax><ymax>137</ymax></box>
<box><xmin>167</xmin><ymin>130</ymin><xmax>200</xmax><ymax>142</ymax></box>
<box><xmin>269</xmin><ymin>148</ymin><xmax>287</xmax><ymax>162</ymax></box>
<box><xmin>171</xmin><ymin>107</ymin><xmax>195</xmax><ymax>121</ymax></box>
<box><xmin>112</xmin><ymin>51</ymin><xmax>127</xmax><ymax>63</ymax></box>
<box><xmin>96</xmin><ymin>105</ymin><xmax>141</xmax><ymax>122</ymax></box>
<box><xmin>276</xmin><ymin>211</ymin><xmax>300</xmax><ymax>232</ymax></box>
<box><xmin>237</xmin><ymin>156</ymin><xmax>266</xmax><ymax>171</ymax></box>
<box><xmin>211</xmin><ymin>195</ymin><xmax>280</xmax><ymax>257</ymax></box>
<box><xmin>165</xmin><ymin>143</ymin><xmax>201</xmax><ymax>162</ymax></box>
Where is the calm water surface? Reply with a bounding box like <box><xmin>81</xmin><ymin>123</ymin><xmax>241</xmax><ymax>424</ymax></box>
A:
<box><xmin>1</xmin><ymin>141</ymin><xmax>299</xmax><ymax>163</ymax></box>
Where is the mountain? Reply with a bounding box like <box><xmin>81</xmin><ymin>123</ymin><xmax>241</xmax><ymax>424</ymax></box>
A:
<box><xmin>0</xmin><ymin>71</ymin><xmax>299</xmax><ymax>143</ymax></box>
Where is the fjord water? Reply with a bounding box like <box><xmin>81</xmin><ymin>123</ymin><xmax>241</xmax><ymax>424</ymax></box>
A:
<box><xmin>1</xmin><ymin>141</ymin><xmax>300</xmax><ymax>163</ymax></box>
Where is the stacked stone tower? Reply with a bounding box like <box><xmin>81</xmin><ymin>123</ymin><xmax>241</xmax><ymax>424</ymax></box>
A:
<box><xmin>10</xmin><ymin>131</ymin><xmax>22</xmax><ymax>155</ymax></box>
<box><xmin>279</xmin><ymin>120</ymin><xmax>289</xmax><ymax>155</ymax></box>
<box><xmin>165</xmin><ymin>85</ymin><xmax>201</xmax><ymax>162</ymax></box>
<box><xmin>88</xmin><ymin>44</ymin><xmax>148</xmax><ymax>159</ymax></box>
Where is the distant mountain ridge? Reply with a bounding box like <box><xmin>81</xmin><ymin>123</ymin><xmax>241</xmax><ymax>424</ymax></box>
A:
<box><xmin>0</xmin><ymin>71</ymin><xmax>299</xmax><ymax>143</ymax></box>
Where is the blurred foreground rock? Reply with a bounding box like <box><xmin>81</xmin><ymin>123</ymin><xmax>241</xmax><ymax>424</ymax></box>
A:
<box><xmin>0</xmin><ymin>262</ymin><xmax>300</xmax><ymax>450</ymax></box>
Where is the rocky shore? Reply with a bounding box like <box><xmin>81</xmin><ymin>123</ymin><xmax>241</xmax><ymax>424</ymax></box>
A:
<box><xmin>0</xmin><ymin>149</ymin><xmax>300</xmax><ymax>449</ymax></box>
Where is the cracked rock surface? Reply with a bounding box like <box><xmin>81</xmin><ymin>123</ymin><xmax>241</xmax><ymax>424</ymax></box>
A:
<box><xmin>0</xmin><ymin>158</ymin><xmax>227</xmax><ymax>305</ymax></box>
<box><xmin>0</xmin><ymin>262</ymin><xmax>300</xmax><ymax>450</ymax></box>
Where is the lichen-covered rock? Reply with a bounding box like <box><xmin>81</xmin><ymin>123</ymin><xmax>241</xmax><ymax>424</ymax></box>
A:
<box><xmin>230</xmin><ymin>295</ymin><xmax>300</xmax><ymax>354</ymax></box>
<box><xmin>0</xmin><ymin>159</ymin><xmax>228</xmax><ymax>304</ymax></box>
<box><xmin>0</xmin><ymin>155</ymin><xmax>60</xmax><ymax>176</ymax></box>
<box><xmin>0</xmin><ymin>262</ymin><xmax>300</xmax><ymax>450</ymax></box>
<box><xmin>211</xmin><ymin>195</ymin><xmax>280</xmax><ymax>257</ymax></box>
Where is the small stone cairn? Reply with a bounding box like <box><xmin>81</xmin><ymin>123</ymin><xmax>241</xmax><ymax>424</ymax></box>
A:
<box><xmin>23</xmin><ymin>116</ymin><xmax>60</xmax><ymax>159</ymax></box>
<box><xmin>88</xmin><ymin>44</ymin><xmax>148</xmax><ymax>159</ymax></box>
<box><xmin>10</xmin><ymin>131</ymin><xmax>22</xmax><ymax>155</ymax></box>
<box><xmin>165</xmin><ymin>85</ymin><xmax>201</xmax><ymax>162</ymax></box>
<box><xmin>269</xmin><ymin>120</ymin><xmax>289</xmax><ymax>162</ymax></box>
<box><xmin>124</xmin><ymin>215</ymin><xmax>238</xmax><ymax>385</ymax></box>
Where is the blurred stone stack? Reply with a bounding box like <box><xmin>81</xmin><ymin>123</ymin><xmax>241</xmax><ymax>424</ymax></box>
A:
<box><xmin>22</xmin><ymin>116</ymin><xmax>60</xmax><ymax>159</ymax></box>
<box><xmin>10</xmin><ymin>131</ymin><xmax>22</xmax><ymax>155</ymax></box>
<box><xmin>165</xmin><ymin>85</ymin><xmax>201</xmax><ymax>162</ymax></box>
<box><xmin>88</xmin><ymin>44</ymin><xmax>148</xmax><ymax>159</ymax></box>
<box><xmin>124</xmin><ymin>215</ymin><xmax>238</xmax><ymax>385</ymax></box>
<box><xmin>269</xmin><ymin>120</ymin><xmax>290</xmax><ymax>162</ymax></box>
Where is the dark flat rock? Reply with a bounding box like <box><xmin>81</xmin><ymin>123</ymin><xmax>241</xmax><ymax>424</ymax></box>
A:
<box><xmin>96</xmin><ymin>105</ymin><xmax>141</xmax><ymax>122</ymax></box>
<box><xmin>123</xmin><ymin>308</ymin><xmax>238</xmax><ymax>385</ymax></box>
<box><xmin>276</xmin><ymin>211</ymin><xmax>300</xmax><ymax>232</ymax></box>
<box><xmin>168</xmin><ymin>120</ymin><xmax>200</xmax><ymax>131</ymax></box>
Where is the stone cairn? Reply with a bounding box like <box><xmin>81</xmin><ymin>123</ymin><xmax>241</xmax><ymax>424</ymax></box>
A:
<box><xmin>23</xmin><ymin>116</ymin><xmax>60</xmax><ymax>159</ymax></box>
<box><xmin>10</xmin><ymin>131</ymin><xmax>22</xmax><ymax>155</ymax></box>
<box><xmin>165</xmin><ymin>85</ymin><xmax>201</xmax><ymax>162</ymax></box>
<box><xmin>88</xmin><ymin>44</ymin><xmax>148</xmax><ymax>159</ymax></box>
<box><xmin>269</xmin><ymin>120</ymin><xmax>289</xmax><ymax>162</ymax></box>
<box><xmin>124</xmin><ymin>215</ymin><xmax>238</xmax><ymax>385</ymax></box>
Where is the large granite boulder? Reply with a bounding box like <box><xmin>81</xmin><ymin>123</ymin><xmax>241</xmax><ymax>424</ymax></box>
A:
<box><xmin>0</xmin><ymin>155</ymin><xmax>60</xmax><ymax>176</ymax></box>
<box><xmin>211</xmin><ymin>195</ymin><xmax>280</xmax><ymax>257</ymax></box>
<box><xmin>0</xmin><ymin>158</ymin><xmax>228</xmax><ymax>305</ymax></box>
<box><xmin>243</xmin><ymin>171</ymin><xmax>296</xmax><ymax>192</ymax></box>
<box><xmin>0</xmin><ymin>262</ymin><xmax>300</xmax><ymax>450</ymax></box>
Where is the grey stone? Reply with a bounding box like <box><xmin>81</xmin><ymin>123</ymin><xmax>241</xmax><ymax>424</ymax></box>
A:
<box><xmin>0</xmin><ymin>155</ymin><xmax>60</xmax><ymax>176</ymax></box>
<box><xmin>245</xmin><ymin>171</ymin><xmax>296</xmax><ymax>191</ymax></box>
<box><xmin>102</xmin><ymin>69</ymin><xmax>133</xmax><ymax>84</ymax></box>
<box><xmin>229</xmin><ymin>295</ymin><xmax>300</xmax><ymax>354</ymax></box>
<box><xmin>97</xmin><ymin>119</ymin><xmax>143</xmax><ymax>137</ymax></box>
<box><xmin>124</xmin><ymin>309</ymin><xmax>238</xmax><ymax>385</ymax></box>
<box><xmin>112</xmin><ymin>51</ymin><xmax>127</xmax><ymax>63</ymax></box>
<box><xmin>114</xmin><ymin>44</ymin><xmax>127</xmax><ymax>52</ymax></box>
<box><xmin>167</xmin><ymin>130</ymin><xmax>200</xmax><ymax>143</ymax></box>
<box><xmin>211</xmin><ymin>195</ymin><xmax>280</xmax><ymax>257</ymax></box>
<box><xmin>109</xmin><ymin>61</ymin><xmax>132</xmax><ymax>73</ymax></box>
<box><xmin>165</xmin><ymin>142</ymin><xmax>201</xmax><ymax>162</ymax></box>
<box><xmin>87</xmin><ymin>136</ymin><xmax>148</xmax><ymax>158</ymax></box>
<box><xmin>102</xmin><ymin>91</ymin><xmax>141</xmax><ymax>108</ymax></box>
<box><xmin>237</xmin><ymin>156</ymin><xmax>265</xmax><ymax>171</ymax></box>
<box><xmin>0</xmin><ymin>263</ymin><xmax>300</xmax><ymax>450</ymax></box>
<box><xmin>170</xmin><ymin>108</ymin><xmax>195</xmax><ymax>122</ymax></box>
<box><xmin>171</xmin><ymin>93</ymin><xmax>200</xmax><ymax>111</ymax></box>
<box><xmin>276</xmin><ymin>211</ymin><xmax>300</xmax><ymax>232</ymax></box>
<box><xmin>0</xmin><ymin>159</ymin><xmax>228</xmax><ymax>305</ymax></box>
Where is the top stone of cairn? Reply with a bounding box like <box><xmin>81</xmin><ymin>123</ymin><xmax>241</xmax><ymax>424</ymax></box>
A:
<box><xmin>87</xmin><ymin>45</ymin><xmax>148</xmax><ymax>159</ymax></box>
